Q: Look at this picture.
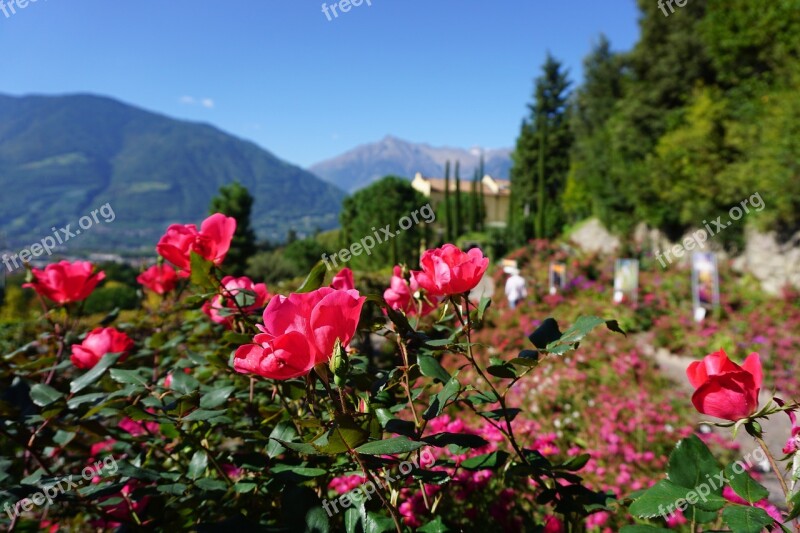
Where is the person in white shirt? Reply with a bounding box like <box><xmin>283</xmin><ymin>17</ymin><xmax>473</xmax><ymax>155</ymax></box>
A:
<box><xmin>504</xmin><ymin>269</ymin><xmax>527</xmax><ymax>310</ymax></box>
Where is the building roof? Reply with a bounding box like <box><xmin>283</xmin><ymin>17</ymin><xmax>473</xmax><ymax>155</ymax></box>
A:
<box><xmin>413</xmin><ymin>173</ymin><xmax>511</xmax><ymax>196</ymax></box>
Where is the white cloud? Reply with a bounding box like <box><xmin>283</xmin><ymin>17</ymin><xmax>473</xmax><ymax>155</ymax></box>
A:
<box><xmin>178</xmin><ymin>96</ymin><xmax>214</xmax><ymax>109</ymax></box>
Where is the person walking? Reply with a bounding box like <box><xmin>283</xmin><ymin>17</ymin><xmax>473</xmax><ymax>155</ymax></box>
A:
<box><xmin>504</xmin><ymin>268</ymin><xmax>527</xmax><ymax>310</ymax></box>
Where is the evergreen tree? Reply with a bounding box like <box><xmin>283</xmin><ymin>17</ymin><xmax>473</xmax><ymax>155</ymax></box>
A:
<box><xmin>209</xmin><ymin>181</ymin><xmax>257</xmax><ymax>275</ymax></box>
<box><xmin>339</xmin><ymin>177</ymin><xmax>429</xmax><ymax>269</ymax></box>
<box><xmin>454</xmin><ymin>161</ymin><xmax>462</xmax><ymax>237</ymax></box>
<box><xmin>443</xmin><ymin>161</ymin><xmax>452</xmax><ymax>242</ymax></box>
<box><xmin>469</xmin><ymin>169</ymin><xmax>479</xmax><ymax>232</ymax></box>
<box><xmin>563</xmin><ymin>35</ymin><xmax>626</xmax><ymax>224</ymax></box>
<box><xmin>478</xmin><ymin>155</ymin><xmax>485</xmax><ymax>231</ymax></box>
<box><xmin>510</xmin><ymin>54</ymin><xmax>573</xmax><ymax>240</ymax></box>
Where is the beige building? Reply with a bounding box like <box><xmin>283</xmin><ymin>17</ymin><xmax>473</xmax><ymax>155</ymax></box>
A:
<box><xmin>411</xmin><ymin>172</ymin><xmax>511</xmax><ymax>229</ymax></box>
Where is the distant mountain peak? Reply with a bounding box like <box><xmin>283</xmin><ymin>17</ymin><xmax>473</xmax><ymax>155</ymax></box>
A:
<box><xmin>310</xmin><ymin>136</ymin><xmax>512</xmax><ymax>193</ymax></box>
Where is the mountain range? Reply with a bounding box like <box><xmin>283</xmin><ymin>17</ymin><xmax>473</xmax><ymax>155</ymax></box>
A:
<box><xmin>0</xmin><ymin>93</ymin><xmax>345</xmax><ymax>251</ymax></box>
<box><xmin>309</xmin><ymin>135</ymin><xmax>513</xmax><ymax>193</ymax></box>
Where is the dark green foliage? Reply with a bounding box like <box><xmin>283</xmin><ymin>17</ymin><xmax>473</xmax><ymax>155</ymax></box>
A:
<box><xmin>0</xmin><ymin>94</ymin><xmax>344</xmax><ymax>249</ymax></box>
<box><xmin>339</xmin><ymin>176</ymin><xmax>430</xmax><ymax>269</ymax></box>
<box><xmin>558</xmin><ymin>1</ymin><xmax>800</xmax><ymax>240</ymax></box>
<box><xmin>510</xmin><ymin>54</ymin><xmax>573</xmax><ymax>241</ymax></box>
<box><xmin>209</xmin><ymin>182</ymin><xmax>257</xmax><ymax>275</ymax></box>
<box><xmin>444</xmin><ymin>161</ymin><xmax>453</xmax><ymax>242</ymax></box>
<box><xmin>282</xmin><ymin>238</ymin><xmax>330</xmax><ymax>276</ymax></box>
<box><xmin>83</xmin><ymin>284</ymin><xmax>139</xmax><ymax>314</ymax></box>
<box><xmin>454</xmin><ymin>161</ymin><xmax>462</xmax><ymax>237</ymax></box>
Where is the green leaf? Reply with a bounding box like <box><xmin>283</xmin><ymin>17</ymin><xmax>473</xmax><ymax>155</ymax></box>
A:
<box><xmin>195</xmin><ymin>478</ymin><xmax>228</xmax><ymax>491</ymax></box>
<box><xmin>628</xmin><ymin>479</ymin><xmax>695</xmax><ymax>519</ymax></box>
<box><xmin>183</xmin><ymin>409</ymin><xmax>227</xmax><ymax>421</ymax></box>
<box><xmin>487</xmin><ymin>362</ymin><xmax>517</xmax><ymax>379</ymax></box>
<box><xmin>788</xmin><ymin>490</ymin><xmax>800</xmax><ymax>521</ymax></box>
<box><xmin>187</xmin><ymin>450</ymin><xmax>208</xmax><ymax>480</ymax></box>
<box><xmin>272</xmin><ymin>439</ymin><xmax>321</xmax><ymax>456</ymax></box>
<box><xmin>461</xmin><ymin>451</ymin><xmax>509</xmax><ymax>471</ymax></box>
<box><xmin>53</xmin><ymin>430</ymin><xmax>76</xmax><ymax>446</ymax></box>
<box><xmin>190</xmin><ymin>251</ymin><xmax>216</xmax><ymax>290</ymax></box>
<box><xmin>476</xmin><ymin>297</ymin><xmax>491</xmax><ymax>321</ymax></box>
<box><xmin>721</xmin><ymin>505</ymin><xmax>775</xmax><ymax>533</ymax></box>
<box><xmin>479</xmin><ymin>408</ymin><xmax>521</xmax><ymax>422</ymax></box>
<box><xmin>157</xmin><ymin>483</ymin><xmax>187</xmax><ymax>495</ymax></box>
<box><xmin>67</xmin><ymin>392</ymin><xmax>106</xmax><ymax>409</ymax></box>
<box><xmin>267</xmin><ymin>421</ymin><xmax>297</xmax><ymax>459</ymax></box>
<box><xmin>423</xmin><ymin>376</ymin><xmax>460</xmax><ymax>420</ymax></box>
<box><xmin>199</xmin><ymin>386</ymin><xmax>235</xmax><ymax>409</ymax></box>
<box><xmin>529</xmin><ymin>317</ymin><xmax>563</xmax><ymax>349</ymax></box>
<box><xmin>345</xmin><ymin>507</ymin><xmax>361</xmax><ymax>533</ymax></box>
<box><xmin>355</xmin><ymin>436</ymin><xmax>425</xmax><ymax>455</ymax></box>
<box><xmin>725</xmin><ymin>463</ymin><xmax>769</xmax><ymax>503</ymax></box>
<box><xmin>70</xmin><ymin>353</ymin><xmax>121</xmax><ymax>394</ymax></box>
<box><xmin>418</xmin><ymin>515</ymin><xmax>451</xmax><ymax>532</ymax></box>
<box><xmin>619</xmin><ymin>527</ymin><xmax>671</xmax><ymax>532</ymax></box>
<box><xmin>667</xmin><ymin>435</ymin><xmax>721</xmax><ymax>495</ymax></box>
<box><xmin>559</xmin><ymin>453</ymin><xmax>591</xmax><ymax>471</ymax></box>
<box><xmin>297</xmin><ymin>261</ymin><xmax>328</xmax><ymax>293</ymax></box>
<box><xmin>234</xmin><ymin>481</ymin><xmax>257</xmax><ymax>493</ymax></box>
<box><xmin>29</xmin><ymin>383</ymin><xmax>63</xmax><ymax>407</ymax></box>
<box><xmin>170</xmin><ymin>370</ymin><xmax>200</xmax><ymax>394</ymax></box>
<box><xmin>305</xmin><ymin>505</ymin><xmax>331</xmax><ymax>533</ymax></box>
<box><xmin>423</xmin><ymin>432</ymin><xmax>488</xmax><ymax>449</ymax></box>
<box><xmin>417</xmin><ymin>354</ymin><xmax>451</xmax><ymax>383</ymax></box>
<box><xmin>222</xmin><ymin>331</ymin><xmax>253</xmax><ymax>346</ymax></box>
<box><xmin>109</xmin><ymin>368</ymin><xmax>150</xmax><ymax>387</ymax></box>
<box><xmin>99</xmin><ymin>307</ymin><xmax>120</xmax><ymax>326</ymax></box>
<box><xmin>509</xmin><ymin>349</ymin><xmax>539</xmax><ymax>367</ymax></box>
<box><xmin>544</xmin><ymin>316</ymin><xmax>626</xmax><ymax>355</ymax></box>
<box><xmin>313</xmin><ymin>414</ymin><xmax>369</xmax><ymax>454</ymax></box>
<box><xmin>270</xmin><ymin>465</ymin><xmax>327</xmax><ymax>478</ymax></box>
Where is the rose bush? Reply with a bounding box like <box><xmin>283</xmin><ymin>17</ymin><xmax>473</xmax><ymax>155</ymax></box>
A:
<box><xmin>2</xmin><ymin>227</ymin><xmax>798</xmax><ymax>531</ymax></box>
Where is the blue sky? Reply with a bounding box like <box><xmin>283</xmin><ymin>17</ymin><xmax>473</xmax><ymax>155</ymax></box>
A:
<box><xmin>0</xmin><ymin>1</ymin><xmax>640</xmax><ymax>167</ymax></box>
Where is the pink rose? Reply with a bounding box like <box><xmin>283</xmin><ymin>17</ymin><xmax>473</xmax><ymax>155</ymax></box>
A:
<box><xmin>156</xmin><ymin>213</ymin><xmax>236</xmax><ymax>271</ymax></box>
<box><xmin>384</xmin><ymin>265</ymin><xmax>439</xmax><ymax>316</ymax></box>
<box><xmin>137</xmin><ymin>264</ymin><xmax>179</xmax><ymax>295</ymax></box>
<box><xmin>687</xmin><ymin>349</ymin><xmax>762</xmax><ymax>421</ymax></box>
<box><xmin>70</xmin><ymin>327</ymin><xmax>134</xmax><ymax>369</ymax></box>
<box><xmin>233</xmin><ymin>287</ymin><xmax>365</xmax><ymax>380</ymax></box>
<box><xmin>411</xmin><ymin>244</ymin><xmax>489</xmax><ymax>297</ymax></box>
<box><xmin>23</xmin><ymin>260</ymin><xmax>105</xmax><ymax>304</ymax></box>
<box><xmin>202</xmin><ymin>276</ymin><xmax>269</xmax><ymax>328</ymax></box>
<box><xmin>331</xmin><ymin>267</ymin><xmax>355</xmax><ymax>290</ymax></box>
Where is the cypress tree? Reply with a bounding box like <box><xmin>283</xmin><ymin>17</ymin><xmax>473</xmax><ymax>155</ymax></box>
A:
<box><xmin>454</xmin><ymin>161</ymin><xmax>462</xmax><ymax>238</ymax></box>
<box><xmin>443</xmin><ymin>161</ymin><xmax>452</xmax><ymax>242</ymax></box>
<box><xmin>478</xmin><ymin>154</ymin><xmax>485</xmax><ymax>231</ymax></box>
<box><xmin>470</xmin><ymin>169</ymin><xmax>479</xmax><ymax>232</ymax></box>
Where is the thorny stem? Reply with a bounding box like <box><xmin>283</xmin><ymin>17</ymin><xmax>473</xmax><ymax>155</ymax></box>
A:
<box><xmin>755</xmin><ymin>436</ymin><xmax>791</xmax><ymax>503</ymax></box>
<box><xmin>397</xmin><ymin>335</ymin><xmax>421</xmax><ymax>428</ymax></box>
<box><xmin>317</xmin><ymin>373</ymin><xmax>403</xmax><ymax>533</ymax></box>
<box><xmin>453</xmin><ymin>294</ymin><xmax>530</xmax><ymax>466</ymax></box>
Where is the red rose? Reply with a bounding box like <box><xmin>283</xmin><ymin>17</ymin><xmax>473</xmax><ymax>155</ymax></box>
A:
<box><xmin>156</xmin><ymin>213</ymin><xmax>236</xmax><ymax>271</ymax></box>
<box><xmin>202</xmin><ymin>275</ymin><xmax>269</xmax><ymax>328</ymax></box>
<box><xmin>23</xmin><ymin>260</ymin><xmax>105</xmax><ymax>304</ymax></box>
<box><xmin>137</xmin><ymin>264</ymin><xmax>179</xmax><ymax>295</ymax></box>
<box><xmin>411</xmin><ymin>244</ymin><xmax>489</xmax><ymax>297</ymax></box>
<box><xmin>233</xmin><ymin>287</ymin><xmax>365</xmax><ymax>380</ymax></box>
<box><xmin>384</xmin><ymin>265</ymin><xmax>439</xmax><ymax>316</ymax></box>
<box><xmin>686</xmin><ymin>349</ymin><xmax>762</xmax><ymax>421</ymax></box>
<box><xmin>330</xmin><ymin>267</ymin><xmax>355</xmax><ymax>290</ymax></box>
<box><xmin>70</xmin><ymin>327</ymin><xmax>134</xmax><ymax>369</ymax></box>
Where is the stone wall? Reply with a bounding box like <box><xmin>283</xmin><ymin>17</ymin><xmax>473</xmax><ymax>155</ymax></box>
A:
<box><xmin>569</xmin><ymin>218</ymin><xmax>800</xmax><ymax>294</ymax></box>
